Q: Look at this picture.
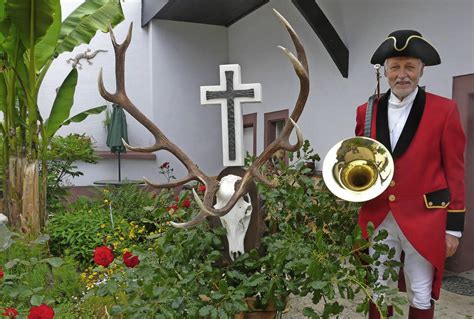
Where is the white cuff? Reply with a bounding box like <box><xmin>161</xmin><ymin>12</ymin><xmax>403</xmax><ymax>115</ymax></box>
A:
<box><xmin>446</xmin><ymin>230</ymin><xmax>462</xmax><ymax>238</ymax></box>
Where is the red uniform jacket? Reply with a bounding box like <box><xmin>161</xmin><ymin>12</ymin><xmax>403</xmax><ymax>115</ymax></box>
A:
<box><xmin>355</xmin><ymin>88</ymin><xmax>465</xmax><ymax>299</ymax></box>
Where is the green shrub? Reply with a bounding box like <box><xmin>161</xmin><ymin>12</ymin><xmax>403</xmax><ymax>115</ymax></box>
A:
<box><xmin>46</xmin><ymin>133</ymin><xmax>99</xmax><ymax>213</ymax></box>
<box><xmin>0</xmin><ymin>233</ymin><xmax>82</xmax><ymax>317</ymax></box>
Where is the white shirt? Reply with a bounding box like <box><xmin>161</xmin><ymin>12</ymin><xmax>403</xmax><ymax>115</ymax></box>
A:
<box><xmin>387</xmin><ymin>88</ymin><xmax>461</xmax><ymax>238</ymax></box>
<box><xmin>388</xmin><ymin>87</ymin><xmax>417</xmax><ymax>150</ymax></box>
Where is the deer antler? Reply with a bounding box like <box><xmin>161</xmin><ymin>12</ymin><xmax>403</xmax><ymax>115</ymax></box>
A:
<box><xmin>98</xmin><ymin>23</ymin><xmax>221</xmax><ymax>225</ymax></box>
<box><xmin>172</xmin><ymin>9</ymin><xmax>310</xmax><ymax>228</ymax></box>
<box><xmin>98</xmin><ymin>9</ymin><xmax>309</xmax><ymax>229</ymax></box>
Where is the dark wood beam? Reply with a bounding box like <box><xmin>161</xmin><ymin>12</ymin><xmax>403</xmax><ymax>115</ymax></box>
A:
<box><xmin>292</xmin><ymin>0</ymin><xmax>349</xmax><ymax>78</ymax></box>
<box><xmin>142</xmin><ymin>0</ymin><xmax>168</xmax><ymax>27</ymax></box>
<box><xmin>142</xmin><ymin>0</ymin><xmax>269</xmax><ymax>27</ymax></box>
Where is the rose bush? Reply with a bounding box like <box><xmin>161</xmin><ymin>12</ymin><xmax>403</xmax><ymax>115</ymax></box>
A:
<box><xmin>80</xmin><ymin>141</ymin><xmax>403</xmax><ymax>318</ymax></box>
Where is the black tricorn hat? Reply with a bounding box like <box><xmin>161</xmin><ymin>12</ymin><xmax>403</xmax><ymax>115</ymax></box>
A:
<box><xmin>371</xmin><ymin>30</ymin><xmax>441</xmax><ymax>66</ymax></box>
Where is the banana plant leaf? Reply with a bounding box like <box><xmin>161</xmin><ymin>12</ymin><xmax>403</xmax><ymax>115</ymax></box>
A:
<box><xmin>35</xmin><ymin>0</ymin><xmax>61</xmax><ymax>71</ymax></box>
<box><xmin>56</xmin><ymin>0</ymin><xmax>124</xmax><ymax>55</ymax></box>
<box><xmin>45</xmin><ymin>68</ymin><xmax>78</xmax><ymax>139</ymax></box>
<box><xmin>5</xmin><ymin>0</ymin><xmax>57</xmax><ymax>48</ymax></box>
<box><xmin>61</xmin><ymin>105</ymin><xmax>107</xmax><ymax>127</ymax></box>
<box><xmin>0</xmin><ymin>0</ymin><xmax>5</xmax><ymax>22</ymax></box>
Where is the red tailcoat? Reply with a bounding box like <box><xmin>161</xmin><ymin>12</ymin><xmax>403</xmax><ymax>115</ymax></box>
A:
<box><xmin>355</xmin><ymin>88</ymin><xmax>465</xmax><ymax>299</ymax></box>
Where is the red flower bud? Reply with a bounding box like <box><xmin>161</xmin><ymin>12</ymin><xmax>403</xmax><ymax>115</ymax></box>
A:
<box><xmin>28</xmin><ymin>304</ymin><xmax>54</xmax><ymax>319</ymax></box>
<box><xmin>3</xmin><ymin>307</ymin><xmax>19</xmax><ymax>319</ymax></box>
<box><xmin>93</xmin><ymin>246</ymin><xmax>114</xmax><ymax>267</ymax></box>
<box><xmin>0</xmin><ymin>268</ymin><xmax>4</xmax><ymax>280</ymax></box>
<box><xmin>181</xmin><ymin>198</ymin><xmax>191</xmax><ymax>208</ymax></box>
<box><xmin>198</xmin><ymin>185</ymin><xmax>206</xmax><ymax>193</ymax></box>
<box><xmin>123</xmin><ymin>251</ymin><xmax>140</xmax><ymax>268</ymax></box>
<box><xmin>160</xmin><ymin>162</ymin><xmax>170</xmax><ymax>169</ymax></box>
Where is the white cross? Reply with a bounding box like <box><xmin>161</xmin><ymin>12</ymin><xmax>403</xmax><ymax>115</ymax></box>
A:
<box><xmin>200</xmin><ymin>64</ymin><xmax>262</xmax><ymax>167</ymax></box>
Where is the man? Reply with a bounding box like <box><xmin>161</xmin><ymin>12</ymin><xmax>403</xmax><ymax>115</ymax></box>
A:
<box><xmin>354</xmin><ymin>30</ymin><xmax>466</xmax><ymax>319</ymax></box>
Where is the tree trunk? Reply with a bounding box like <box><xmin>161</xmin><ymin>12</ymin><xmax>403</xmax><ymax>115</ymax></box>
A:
<box><xmin>7</xmin><ymin>157</ymin><xmax>41</xmax><ymax>233</ymax></box>
<box><xmin>22</xmin><ymin>161</ymin><xmax>41</xmax><ymax>234</ymax></box>
<box><xmin>8</xmin><ymin>156</ymin><xmax>25</xmax><ymax>228</ymax></box>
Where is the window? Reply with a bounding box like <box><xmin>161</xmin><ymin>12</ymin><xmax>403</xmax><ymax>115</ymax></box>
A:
<box><xmin>264</xmin><ymin>109</ymin><xmax>289</xmax><ymax>165</ymax></box>
<box><xmin>243</xmin><ymin>113</ymin><xmax>257</xmax><ymax>157</ymax></box>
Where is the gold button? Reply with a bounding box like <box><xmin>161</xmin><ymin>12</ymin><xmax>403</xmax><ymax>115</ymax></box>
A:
<box><xmin>389</xmin><ymin>194</ymin><xmax>396</xmax><ymax>201</ymax></box>
<box><xmin>428</xmin><ymin>202</ymin><xmax>433</xmax><ymax>206</ymax></box>
<box><xmin>390</xmin><ymin>180</ymin><xmax>396</xmax><ymax>187</ymax></box>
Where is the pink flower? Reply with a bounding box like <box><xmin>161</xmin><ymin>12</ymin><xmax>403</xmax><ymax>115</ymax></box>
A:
<box><xmin>2</xmin><ymin>308</ymin><xmax>19</xmax><ymax>319</ymax></box>
<box><xmin>123</xmin><ymin>251</ymin><xmax>140</xmax><ymax>268</ymax></box>
<box><xmin>93</xmin><ymin>246</ymin><xmax>114</xmax><ymax>267</ymax></box>
<box><xmin>0</xmin><ymin>268</ymin><xmax>4</xmax><ymax>280</ymax></box>
<box><xmin>28</xmin><ymin>304</ymin><xmax>54</xmax><ymax>319</ymax></box>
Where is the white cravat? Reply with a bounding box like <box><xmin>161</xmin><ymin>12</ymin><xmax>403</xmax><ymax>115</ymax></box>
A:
<box><xmin>387</xmin><ymin>87</ymin><xmax>462</xmax><ymax>238</ymax></box>
<box><xmin>388</xmin><ymin>87</ymin><xmax>418</xmax><ymax>150</ymax></box>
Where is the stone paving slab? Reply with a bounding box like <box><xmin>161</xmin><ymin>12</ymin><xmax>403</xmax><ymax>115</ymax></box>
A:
<box><xmin>281</xmin><ymin>289</ymin><xmax>474</xmax><ymax>318</ymax></box>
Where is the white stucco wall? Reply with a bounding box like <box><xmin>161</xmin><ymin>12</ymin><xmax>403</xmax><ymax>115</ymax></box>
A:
<box><xmin>228</xmin><ymin>0</ymin><xmax>474</xmax><ymax>168</ymax></box>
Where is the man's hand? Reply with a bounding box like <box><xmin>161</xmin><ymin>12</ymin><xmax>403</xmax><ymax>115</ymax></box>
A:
<box><xmin>446</xmin><ymin>234</ymin><xmax>460</xmax><ymax>257</ymax></box>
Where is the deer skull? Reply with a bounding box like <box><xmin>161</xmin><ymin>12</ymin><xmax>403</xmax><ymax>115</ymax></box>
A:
<box><xmin>214</xmin><ymin>174</ymin><xmax>252</xmax><ymax>261</ymax></box>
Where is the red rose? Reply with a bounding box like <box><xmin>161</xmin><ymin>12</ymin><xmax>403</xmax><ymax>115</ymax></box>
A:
<box><xmin>123</xmin><ymin>251</ymin><xmax>140</xmax><ymax>268</ymax></box>
<box><xmin>3</xmin><ymin>308</ymin><xmax>19</xmax><ymax>319</ymax></box>
<box><xmin>181</xmin><ymin>198</ymin><xmax>191</xmax><ymax>208</ymax></box>
<box><xmin>28</xmin><ymin>304</ymin><xmax>54</xmax><ymax>319</ymax></box>
<box><xmin>198</xmin><ymin>184</ymin><xmax>206</xmax><ymax>193</ymax></box>
<box><xmin>0</xmin><ymin>268</ymin><xmax>4</xmax><ymax>280</ymax></box>
<box><xmin>160</xmin><ymin>162</ymin><xmax>169</xmax><ymax>169</ymax></box>
<box><xmin>93</xmin><ymin>246</ymin><xmax>114</xmax><ymax>267</ymax></box>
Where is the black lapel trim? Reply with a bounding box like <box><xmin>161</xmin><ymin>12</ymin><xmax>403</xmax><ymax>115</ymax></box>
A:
<box><xmin>376</xmin><ymin>90</ymin><xmax>391</xmax><ymax>153</ymax></box>
<box><xmin>392</xmin><ymin>87</ymin><xmax>425</xmax><ymax>158</ymax></box>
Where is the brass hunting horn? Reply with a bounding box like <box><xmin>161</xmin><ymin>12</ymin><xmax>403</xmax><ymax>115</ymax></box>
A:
<box><xmin>322</xmin><ymin>136</ymin><xmax>393</xmax><ymax>202</ymax></box>
<box><xmin>322</xmin><ymin>64</ymin><xmax>394</xmax><ymax>202</ymax></box>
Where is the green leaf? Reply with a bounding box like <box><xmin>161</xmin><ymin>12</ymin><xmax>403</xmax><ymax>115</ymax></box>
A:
<box><xmin>0</xmin><ymin>0</ymin><xmax>5</xmax><ymax>21</ymax></box>
<box><xmin>30</xmin><ymin>294</ymin><xmax>44</xmax><ymax>306</ymax></box>
<box><xmin>110</xmin><ymin>305</ymin><xmax>122</xmax><ymax>315</ymax></box>
<box><xmin>302</xmin><ymin>307</ymin><xmax>320</xmax><ymax>318</ymax></box>
<box><xmin>198</xmin><ymin>305</ymin><xmax>213</xmax><ymax>317</ymax></box>
<box><xmin>32</xmin><ymin>233</ymin><xmax>50</xmax><ymax>244</ymax></box>
<box><xmin>56</xmin><ymin>0</ymin><xmax>124</xmax><ymax>54</ymax></box>
<box><xmin>107</xmin><ymin>280</ymin><xmax>117</xmax><ymax>294</ymax></box>
<box><xmin>6</xmin><ymin>0</ymin><xmax>56</xmax><ymax>48</ymax></box>
<box><xmin>45</xmin><ymin>67</ymin><xmax>78</xmax><ymax>138</ymax></box>
<box><xmin>44</xmin><ymin>257</ymin><xmax>64</xmax><ymax>268</ymax></box>
<box><xmin>61</xmin><ymin>105</ymin><xmax>107</xmax><ymax>127</ymax></box>
<box><xmin>35</xmin><ymin>0</ymin><xmax>61</xmax><ymax>71</ymax></box>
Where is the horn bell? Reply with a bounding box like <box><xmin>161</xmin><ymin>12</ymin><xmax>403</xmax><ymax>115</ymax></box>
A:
<box><xmin>322</xmin><ymin>137</ymin><xmax>394</xmax><ymax>202</ymax></box>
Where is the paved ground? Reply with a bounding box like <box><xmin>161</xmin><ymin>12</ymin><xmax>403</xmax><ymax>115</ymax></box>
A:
<box><xmin>281</xmin><ymin>269</ymin><xmax>474</xmax><ymax>318</ymax></box>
